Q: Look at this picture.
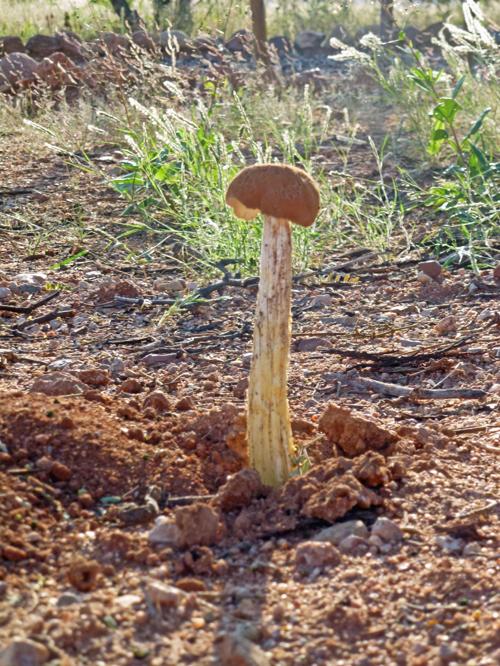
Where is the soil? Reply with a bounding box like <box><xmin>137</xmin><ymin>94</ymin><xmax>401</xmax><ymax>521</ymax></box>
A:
<box><xmin>1</xmin><ymin>37</ymin><xmax>499</xmax><ymax>666</ymax></box>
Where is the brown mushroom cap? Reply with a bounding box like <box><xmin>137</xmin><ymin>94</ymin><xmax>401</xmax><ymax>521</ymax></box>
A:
<box><xmin>226</xmin><ymin>164</ymin><xmax>320</xmax><ymax>228</ymax></box>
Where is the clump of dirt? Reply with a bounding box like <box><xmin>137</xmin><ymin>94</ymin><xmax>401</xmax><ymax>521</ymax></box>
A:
<box><xmin>318</xmin><ymin>403</ymin><xmax>399</xmax><ymax>456</ymax></box>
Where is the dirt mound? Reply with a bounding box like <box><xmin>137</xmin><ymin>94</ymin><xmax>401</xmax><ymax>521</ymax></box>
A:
<box><xmin>0</xmin><ymin>392</ymin><xmax>243</xmax><ymax>499</ymax></box>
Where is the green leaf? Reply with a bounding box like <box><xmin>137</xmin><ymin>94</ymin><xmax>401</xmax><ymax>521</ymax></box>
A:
<box><xmin>427</xmin><ymin>121</ymin><xmax>448</xmax><ymax>155</ymax></box>
<box><xmin>451</xmin><ymin>75</ymin><xmax>466</xmax><ymax>99</ymax></box>
<box><xmin>50</xmin><ymin>250</ymin><xmax>88</xmax><ymax>271</ymax></box>
<box><xmin>432</xmin><ymin>98</ymin><xmax>461</xmax><ymax>124</ymax></box>
<box><xmin>464</xmin><ymin>108</ymin><xmax>491</xmax><ymax>140</ymax></box>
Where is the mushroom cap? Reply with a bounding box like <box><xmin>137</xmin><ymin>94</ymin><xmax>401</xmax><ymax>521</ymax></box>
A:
<box><xmin>226</xmin><ymin>164</ymin><xmax>320</xmax><ymax>228</ymax></box>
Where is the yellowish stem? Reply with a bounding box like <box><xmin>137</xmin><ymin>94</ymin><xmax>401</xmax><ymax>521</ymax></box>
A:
<box><xmin>247</xmin><ymin>216</ymin><xmax>293</xmax><ymax>487</ymax></box>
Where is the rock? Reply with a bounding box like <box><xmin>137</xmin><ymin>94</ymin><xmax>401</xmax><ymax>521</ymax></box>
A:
<box><xmin>314</xmin><ymin>520</ymin><xmax>369</xmax><ymax>546</ymax></box>
<box><xmin>462</xmin><ymin>542</ymin><xmax>481</xmax><ymax>556</ymax></box>
<box><xmin>120</xmin><ymin>378</ymin><xmax>143</xmax><ymax>394</ymax></box>
<box><xmin>50</xmin><ymin>461</ymin><xmax>72</xmax><ymax>481</ymax></box>
<box><xmin>175</xmin><ymin>396</ymin><xmax>195</xmax><ymax>411</ymax></box>
<box><xmin>2</xmin><ymin>545</ymin><xmax>27</xmax><ymax>561</ymax></box>
<box><xmin>142</xmin><ymin>353</ymin><xmax>178</xmax><ymax>368</ymax></box>
<box><xmin>118</xmin><ymin>502</ymin><xmax>158</xmax><ymax>525</ymax></box>
<box><xmin>96</xmin><ymin>279</ymin><xmax>141</xmax><ymax>303</ymax></box>
<box><xmin>153</xmin><ymin>277</ymin><xmax>186</xmax><ymax>294</ymax></box>
<box><xmin>435</xmin><ymin>535</ymin><xmax>463</xmax><ymax>554</ymax></box>
<box><xmin>294</xmin><ymin>30</ymin><xmax>326</xmax><ymax>53</ymax></box>
<box><xmin>295</xmin><ymin>541</ymin><xmax>341</xmax><ymax>573</ymax></box>
<box><xmin>434</xmin><ymin>315</ymin><xmax>457</xmax><ymax>335</ymax></box>
<box><xmin>0</xmin><ymin>36</ymin><xmax>25</xmax><ymax>55</ymax></box>
<box><xmin>372</xmin><ymin>517</ymin><xmax>403</xmax><ymax>542</ymax></box>
<box><xmin>148</xmin><ymin>517</ymin><xmax>181</xmax><ymax>546</ymax></box>
<box><xmin>132</xmin><ymin>30</ymin><xmax>156</xmax><ymax>51</ymax></box>
<box><xmin>215</xmin><ymin>469</ymin><xmax>263</xmax><ymax>511</ymax></box>
<box><xmin>67</xmin><ymin>558</ymin><xmax>101</xmax><ymax>592</ymax></box>
<box><xmin>218</xmin><ymin>632</ymin><xmax>270</xmax><ymax>666</ymax></box>
<box><xmin>145</xmin><ymin>581</ymin><xmax>185</xmax><ymax>609</ymax></box>
<box><xmin>352</xmin><ymin>451</ymin><xmax>391</xmax><ymax>486</ymax></box>
<box><xmin>175</xmin><ymin>577</ymin><xmax>206</xmax><ymax>592</ymax></box>
<box><xmin>175</xmin><ymin>503</ymin><xmax>221</xmax><ymax>548</ymax></box>
<box><xmin>338</xmin><ymin>535</ymin><xmax>368</xmax><ymax>555</ymax></box>
<box><xmin>116</xmin><ymin>593</ymin><xmax>142</xmax><ymax>608</ymax></box>
<box><xmin>143</xmin><ymin>391</ymin><xmax>171</xmax><ymax>412</ymax></box>
<box><xmin>225</xmin><ymin>29</ymin><xmax>254</xmax><ymax>55</ymax></box>
<box><xmin>56</xmin><ymin>592</ymin><xmax>81</xmax><ymax>607</ymax></box>
<box><xmin>308</xmin><ymin>294</ymin><xmax>332</xmax><ymax>308</ymax></box>
<box><xmin>0</xmin><ymin>638</ymin><xmax>49</xmax><ymax>666</ymax></box>
<box><xmin>158</xmin><ymin>29</ymin><xmax>189</xmax><ymax>52</ymax></box>
<box><xmin>242</xmin><ymin>352</ymin><xmax>253</xmax><ymax>368</ymax></box>
<box><xmin>0</xmin><ymin>287</ymin><xmax>11</xmax><ymax>301</ymax></box>
<box><xmin>418</xmin><ymin>260</ymin><xmax>442</xmax><ymax>280</ymax></box>
<box><xmin>26</xmin><ymin>32</ymin><xmax>85</xmax><ymax>62</ymax></box>
<box><xmin>75</xmin><ymin>368</ymin><xmax>110</xmax><ymax>387</ymax></box>
<box><xmin>99</xmin><ymin>32</ymin><xmax>131</xmax><ymax>56</ymax></box>
<box><xmin>11</xmin><ymin>272</ymin><xmax>46</xmax><ymax>294</ymax></box>
<box><xmin>295</xmin><ymin>336</ymin><xmax>333</xmax><ymax>352</ymax></box>
<box><xmin>30</xmin><ymin>372</ymin><xmax>86</xmax><ymax>396</ymax></box>
<box><xmin>318</xmin><ymin>404</ymin><xmax>398</xmax><ymax>456</ymax></box>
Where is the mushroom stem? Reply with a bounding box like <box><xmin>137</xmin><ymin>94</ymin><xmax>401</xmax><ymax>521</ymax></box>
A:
<box><xmin>247</xmin><ymin>215</ymin><xmax>293</xmax><ymax>487</ymax></box>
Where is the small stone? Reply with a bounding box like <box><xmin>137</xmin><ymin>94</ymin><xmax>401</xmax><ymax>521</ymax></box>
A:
<box><xmin>175</xmin><ymin>396</ymin><xmax>195</xmax><ymax>411</ymax></box>
<box><xmin>418</xmin><ymin>260</ymin><xmax>442</xmax><ymax>280</ymax></box>
<box><xmin>142</xmin><ymin>353</ymin><xmax>179</xmax><ymax>368</ymax></box>
<box><xmin>120</xmin><ymin>378</ymin><xmax>143</xmax><ymax>394</ymax></box>
<box><xmin>308</xmin><ymin>294</ymin><xmax>333</xmax><ymax>308</ymax></box>
<box><xmin>175</xmin><ymin>503</ymin><xmax>221</xmax><ymax>548</ymax></box>
<box><xmin>30</xmin><ymin>371</ymin><xmax>86</xmax><ymax>396</ymax></box>
<box><xmin>0</xmin><ymin>287</ymin><xmax>11</xmax><ymax>301</ymax></box>
<box><xmin>295</xmin><ymin>541</ymin><xmax>341</xmax><ymax>573</ymax></box>
<box><xmin>175</xmin><ymin>577</ymin><xmax>206</xmax><ymax>592</ymax></box>
<box><xmin>493</xmin><ymin>264</ymin><xmax>500</xmax><ymax>281</ymax></box>
<box><xmin>2</xmin><ymin>545</ymin><xmax>27</xmax><ymax>561</ymax></box>
<box><xmin>295</xmin><ymin>337</ymin><xmax>333</xmax><ymax>352</ymax></box>
<box><xmin>368</xmin><ymin>534</ymin><xmax>383</xmax><ymax>549</ymax></box>
<box><xmin>148</xmin><ymin>517</ymin><xmax>181</xmax><ymax>547</ymax></box>
<box><xmin>242</xmin><ymin>353</ymin><xmax>253</xmax><ymax>368</ymax></box>
<box><xmin>158</xmin><ymin>29</ymin><xmax>189</xmax><ymax>51</ymax></box>
<box><xmin>76</xmin><ymin>368</ymin><xmax>110</xmax><ymax>387</ymax></box>
<box><xmin>67</xmin><ymin>558</ymin><xmax>101</xmax><ymax>592</ymax></box>
<box><xmin>338</xmin><ymin>535</ymin><xmax>368</xmax><ymax>555</ymax></box>
<box><xmin>50</xmin><ymin>461</ymin><xmax>72</xmax><ymax>481</ymax></box>
<box><xmin>371</xmin><ymin>517</ymin><xmax>403</xmax><ymax>542</ymax></box>
<box><xmin>118</xmin><ymin>503</ymin><xmax>157</xmax><ymax>525</ymax></box>
<box><xmin>116</xmin><ymin>593</ymin><xmax>142</xmax><ymax>608</ymax></box>
<box><xmin>314</xmin><ymin>520</ymin><xmax>369</xmax><ymax>546</ymax></box>
<box><xmin>462</xmin><ymin>542</ymin><xmax>481</xmax><ymax>556</ymax></box>
<box><xmin>0</xmin><ymin>638</ymin><xmax>49</xmax><ymax>666</ymax></box>
<box><xmin>143</xmin><ymin>391</ymin><xmax>171</xmax><ymax>412</ymax></box>
<box><xmin>434</xmin><ymin>315</ymin><xmax>457</xmax><ymax>335</ymax></box>
<box><xmin>214</xmin><ymin>469</ymin><xmax>263</xmax><ymax>512</ymax></box>
<box><xmin>218</xmin><ymin>633</ymin><xmax>270</xmax><ymax>666</ymax></box>
<box><xmin>153</xmin><ymin>278</ymin><xmax>186</xmax><ymax>294</ymax></box>
<box><xmin>145</xmin><ymin>581</ymin><xmax>185</xmax><ymax>609</ymax></box>
<box><xmin>435</xmin><ymin>535</ymin><xmax>463</xmax><ymax>554</ymax></box>
<box><xmin>56</xmin><ymin>592</ymin><xmax>81</xmax><ymax>607</ymax></box>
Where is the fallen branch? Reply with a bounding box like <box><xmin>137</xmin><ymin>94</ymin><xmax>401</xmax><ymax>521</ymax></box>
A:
<box><xmin>14</xmin><ymin>307</ymin><xmax>75</xmax><ymax>331</ymax></box>
<box><xmin>351</xmin><ymin>376</ymin><xmax>488</xmax><ymax>400</ymax></box>
<box><xmin>0</xmin><ymin>290</ymin><xmax>61</xmax><ymax>314</ymax></box>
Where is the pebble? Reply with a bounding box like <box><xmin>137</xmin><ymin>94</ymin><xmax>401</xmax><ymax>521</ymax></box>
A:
<box><xmin>148</xmin><ymin>517</ymin><xmax>181</xmax><ymax>546</ymax></box>
<box><xmin>371</xmin><ymin>517</ymin><xmax>403</xmax><ymax>542</ymax></box>
<box><xmin>118</xmin><ymin>502</ymin><xmax>158</xmax><ymax>525</ymax></box>
<box><xmin>115</xmin><ymin>593</ymin><xmax>142</xmax><ymax>608</ymax></box>
<box><xmin>30</xmin><ymin>372</ymin><xmax>86</xmax><ymax>397</ymax></box>
<box><xmin>56</xmin><ymin>592</ymin><xmax>81</xmax><ymax>607</ymax></box>
<box><xmin>462</xmin><ymin>542</ymin><xmax>481</xmax><ymax>556</ymax></box>
<box><xmin>295</xmin><ymin>541</ymin><xmax>341</xmax><ymax>572</ymax></box>
<box><xmin>145</xmin><ymin>581</ymin><xmax>185</xmax><ymax>609</ymax></box>
<box><xmin>295</xmin><ymin>337</ymin><xmax>333</xmax><ymax>352</ymax></box>
<box><xmin>338</xmin><ymin>535</ymin><xmax>369</xmax><ymax>555</ymax></box>
<box><xmin>0</xmin><ymin>638</ymin><xmax>49</xmax><ymax>665</ymax></box>
<box><xmin>218</xmin><ymin>632</ymin><xmax>270</xmax><ymax>666</ymax></box>
<box><xmin>434</xmin><ymin>315</ymin><xmax>457</xmax><ymax>335</ymax></box>
<box><xmin>314</xmin><ymin>520</ymin><xmax>369</xmax><ymax>546</ymax></box>
<box><xmin>435</xmin><ymin>535</ymin><xmax>464</xmax><ymax>554</ymax></box>
<box><xmin>120</xmin><ymin>378</ymin><xmax>143</xmax><ymax>394</ymax></box>
<box><xmin>418</xmin><ymin>260</ymin><xmax>442</xmax><ymax>280</ymax></box>
<box><xmin>0</xmin><ymin>287</ymin><xmax>11</xmax><ymax>301</ymax></box>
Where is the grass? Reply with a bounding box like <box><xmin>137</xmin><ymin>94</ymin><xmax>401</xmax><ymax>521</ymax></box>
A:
<box><xmin>1</xmin><ymin>1</ymin><xmax>498</xmax><ymax>280</ymax></box>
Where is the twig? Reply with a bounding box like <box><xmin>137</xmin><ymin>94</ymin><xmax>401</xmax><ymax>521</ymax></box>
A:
<box><xmin>164</xmin><ymin>494</ymin><xmax>215</xmax><ymax>507</ymax></box>
<box><xmin>14</xmin><ymin>307</ymin><xmax>75</xmax><ymax>331</ymax></box>
<box><xmin>350</xmin><ymin>376</ymin><xmax>488</xmax><ymax>400</ymax></box>
<box><xmin>0</xmin><ymin>290</ymin><xmax>61</xmax><ymax>314</ymax></box>
<box><xmin>456</xmin><ymin>500</ymin><xmax>499</xmax><ymax>520</ymax></box>
<box><xmin>314</xmin><ymin>335</ymin><xmax>474</xmax><ymax>367</ymax></box>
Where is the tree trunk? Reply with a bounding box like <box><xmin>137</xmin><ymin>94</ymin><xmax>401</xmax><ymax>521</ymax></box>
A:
<box><xmin>250</xmin><ymin>0</ymin><xmax>268</xmax><ymax>62</ymax></box>
<box><xmin>380</xmin><ymin>0</ymin><xmax>396</xmax><ymax>41</ymax></box>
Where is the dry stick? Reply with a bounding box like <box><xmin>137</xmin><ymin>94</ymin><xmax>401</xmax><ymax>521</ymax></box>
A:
<box><xmin>316</xmin><ymin>335</ymin><xmax>475</xmax><ymax>366</ymax></box>
<box><xmin>350</xmin><ymin>376</ymin><xmax>488</xmax><ymax>400</ymax></box>
<box><xmin>14</xmin><ymin>307</ymin><xmax>75</xmax><ymax>331</ymax></box>
<box><xmin>0</xmin><ymin>290</ymin><xmax>61</xmax><ymax>314</ymax></box>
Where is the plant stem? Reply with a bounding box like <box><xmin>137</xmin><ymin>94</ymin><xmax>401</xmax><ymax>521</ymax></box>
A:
<box><xmin>247</xmin><ymin>216</ymin><xmax>293</xmax><ymax>487</ymax></box>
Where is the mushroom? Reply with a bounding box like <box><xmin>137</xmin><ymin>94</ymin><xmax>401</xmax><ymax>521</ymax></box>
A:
<box><xmin>226</xmin><ymin>164</ymin><xmax>320</xmax><ymax>486</ymax></box>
